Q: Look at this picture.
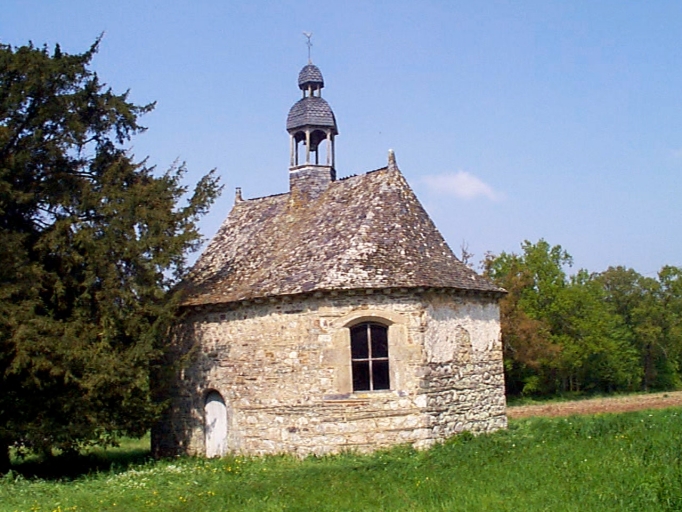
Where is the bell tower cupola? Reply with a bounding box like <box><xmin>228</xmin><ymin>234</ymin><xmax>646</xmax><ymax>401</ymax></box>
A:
<box><xmin>287</xmin><ymin>64</ymin><xmax>338</xmax><ymax>169</ymax></box>
<box><xmin>286</xmin><ymin>44</ymin><xmax>338</xmax><ymax>200</ymax></box>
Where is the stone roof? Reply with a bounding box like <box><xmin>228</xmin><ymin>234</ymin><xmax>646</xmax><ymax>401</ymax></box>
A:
<box><xmin>182</xmin><ymin>166</ymin><xmax>503</xmax><ymax>307</ymax></box>
<box><xmin>286</xmin><ymin>96</ymin><xmax>338</xmax><ymax>133</ymax></box>
<box><xmin>298</xmin><ymin>64</ymin><xmax>324</xmax><ymax>89</ymax></box>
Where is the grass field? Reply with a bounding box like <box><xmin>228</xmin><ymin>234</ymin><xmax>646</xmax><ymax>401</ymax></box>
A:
<box><xmin>2</xmin><ymin>408</ymin><xmax>682</xmax><ymax>511</ymax></box>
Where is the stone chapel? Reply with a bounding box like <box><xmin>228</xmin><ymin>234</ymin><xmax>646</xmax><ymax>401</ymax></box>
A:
<box><xmin>152</xmin><ymin>61</ymin><xmax>507</xmax><ymax>458</ymax></box>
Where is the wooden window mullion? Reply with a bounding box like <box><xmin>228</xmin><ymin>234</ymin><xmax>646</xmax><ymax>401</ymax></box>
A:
<box><xmin>367</xmin><ymin>324</ymin><xmax>374</xmax><ymax>391</ymax></box>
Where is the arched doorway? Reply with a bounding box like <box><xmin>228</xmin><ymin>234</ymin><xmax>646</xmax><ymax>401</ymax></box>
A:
<box><xmin>204</xmin><ymin>390</ymin><xmax>227</xmax><ymax>458</ymax></box>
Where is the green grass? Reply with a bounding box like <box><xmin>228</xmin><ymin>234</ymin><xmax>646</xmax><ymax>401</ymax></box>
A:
<box><xmin>3</xmin><ymin>408</ymin><xmax>682</xmax><ymax>511</ymax></box>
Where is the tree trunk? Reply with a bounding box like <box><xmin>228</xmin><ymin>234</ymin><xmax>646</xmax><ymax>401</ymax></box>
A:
<box><xmin>0</xmin><ymin>440</ymin><xmax>10</xmax><ymax>474</ymax></box>
<box><xmin>643</xmin><ymin>343</ymin><xmax>653</xmax><ymax>391</ymax></box>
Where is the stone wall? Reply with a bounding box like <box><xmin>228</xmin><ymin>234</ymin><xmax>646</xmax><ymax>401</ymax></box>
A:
<box><xmin>422</xmin><ymin>294</ymin><xmax>507</xmax><ymax>440</ymax></box>
<box><xmin>154</xmin><ymin>290</ymin><xmax>506</xmax><ymax>457</ymax></box>
<box><xmin>289</xmin><ymin>164</ymin><xmax>336</xmax><ymax>202</ymax></box>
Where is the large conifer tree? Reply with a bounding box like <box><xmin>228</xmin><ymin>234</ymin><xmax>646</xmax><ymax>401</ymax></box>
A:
<box><xmin>0</xmin><ymin>39</ymin><xmax>220</xmax><ymax>470</ymax></box>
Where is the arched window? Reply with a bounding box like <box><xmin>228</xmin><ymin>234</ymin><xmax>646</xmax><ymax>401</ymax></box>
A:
<box><xmin>350</xmin><ymin>322</ymin><xmax>390</xmax><ymax>391</ymax></box>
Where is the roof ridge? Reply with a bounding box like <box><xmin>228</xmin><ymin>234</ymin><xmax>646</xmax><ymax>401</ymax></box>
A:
<box><xmin>237</xmin><ymin>191</ymin><xmax>289</xmax><ymax>203</ymax></box>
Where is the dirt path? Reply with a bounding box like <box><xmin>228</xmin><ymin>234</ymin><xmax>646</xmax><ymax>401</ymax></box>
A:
<box><xmin>506</xmin><ymin>390</ymin><xmax>682</xmax><ymax>419</ymax></box>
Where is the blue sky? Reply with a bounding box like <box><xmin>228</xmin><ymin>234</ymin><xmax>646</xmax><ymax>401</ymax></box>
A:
<box><xmin>3</xmin><ymin>1</ymin><xmax>681</xmax><ymax>275</ymax></box>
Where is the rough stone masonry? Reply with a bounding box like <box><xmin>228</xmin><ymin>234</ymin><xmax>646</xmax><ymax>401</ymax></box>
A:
<box><xmin>154</xmin><ymin>290</ymin><xmax>506</xmax><ymax>457</ymax></box>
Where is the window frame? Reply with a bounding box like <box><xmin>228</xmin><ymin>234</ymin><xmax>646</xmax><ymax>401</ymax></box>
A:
<box><xmin>350</xmin><ymin>321</ymin><xmax>390</xmax><ymax>392</ymax></box>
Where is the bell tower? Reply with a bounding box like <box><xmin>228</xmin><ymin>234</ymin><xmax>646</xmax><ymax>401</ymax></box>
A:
<box><xmin>286</xmin><ymin>59</ymin><xmax>338</xmax><ymax>200</ymax></box>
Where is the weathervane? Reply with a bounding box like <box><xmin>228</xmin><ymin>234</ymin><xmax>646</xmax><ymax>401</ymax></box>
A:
<box><xmin>303</xmin><ymin>32</ymin><xmax>313</xmax><ymax>63</ymax></box>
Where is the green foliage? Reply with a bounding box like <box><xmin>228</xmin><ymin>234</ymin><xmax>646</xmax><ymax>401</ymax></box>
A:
<box><xmin>3</xmin><ymin>409</ymin><xmax>682</xmax><ymax>511</ymax></box>
<box><xmin>0</xmin><ymin>39</ymin><xmax>220</xmax><ymax>467</ymax></box>
<box><xmin>484</xmin><ymin>240</ymin><xmax>682</xmax><ymax>397</ymax></box>
<box><xmin>598</xmin><ymin>265</ymin><xmax>682</xmax><ymax>391</ymax></box>
<box><xmin>483</xmin><ymin>241</ymin><xmax>558</xmax><ymax>395</ymax></box>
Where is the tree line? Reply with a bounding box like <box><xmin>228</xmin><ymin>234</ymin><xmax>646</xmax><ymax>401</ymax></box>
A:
<box><xmin>483</xmin><ymin>240</ymin><xmax>682</xmax><ymax>397</ymax></box>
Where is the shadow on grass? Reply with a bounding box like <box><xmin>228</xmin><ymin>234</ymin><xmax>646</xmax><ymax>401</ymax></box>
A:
<box><xmin>8</xmin><ymin>438</ymin><xmax>152</xmax><ymax>481</ymax></box>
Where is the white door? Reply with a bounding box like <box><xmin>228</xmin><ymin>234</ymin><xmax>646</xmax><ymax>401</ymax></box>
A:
<box><xmin>204</xmin><ymin>391</ymin><xmax>227</xmax><ymax>458</ymax></box>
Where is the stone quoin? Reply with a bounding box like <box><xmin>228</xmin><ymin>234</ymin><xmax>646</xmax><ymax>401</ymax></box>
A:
<box><xmin>152</xmin><ymin>59</ymin><xmax>507</xmax><ymax>458</ymax></box>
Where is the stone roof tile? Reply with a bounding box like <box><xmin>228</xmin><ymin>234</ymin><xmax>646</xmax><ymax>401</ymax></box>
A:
<box><xmin>286</xmin><ymin>96</ymin><xmax>338</xmax><ymax>132</ymax></box>
<box><xmin>182</xmin><ymin>167</ymin><xmax>503</xmax><ymax>306</ymax></box>
<box><xmin>298</xmin><ymin>64</ymin><xmax>324</xmax><ymax>89</ymax></box>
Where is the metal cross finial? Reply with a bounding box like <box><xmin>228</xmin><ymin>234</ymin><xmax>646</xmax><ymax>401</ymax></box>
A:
<box><xmin>303</xmin><ymin>32</ymin><xmax>313</xmax><ymax>63</ymax></box>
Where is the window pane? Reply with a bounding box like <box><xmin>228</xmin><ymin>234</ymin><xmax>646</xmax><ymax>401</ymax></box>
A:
<box><xmin>372</xmin><ymin>360</ymin><xmax>390</xmax><ymax>390</ymax></box>
<box><xmin>370</xmin><ymin>324</ymin><xmax>388</xmax><ymax>358</ymax></box>
<box><xmin>352</xmin><ymin>361</ymin><xmax>370</xmax><ymax>391</ymax></box>
<box><xmin>350</xmin><ymin>325</ymin><xmax>368</xmax><ymax>359</ymax></box>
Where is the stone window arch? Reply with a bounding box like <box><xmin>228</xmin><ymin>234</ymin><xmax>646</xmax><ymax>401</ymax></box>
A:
<box><xmin>350</xmin><ymin>322</ymin><xmax>390</xmax><ymax>391</ymax></box>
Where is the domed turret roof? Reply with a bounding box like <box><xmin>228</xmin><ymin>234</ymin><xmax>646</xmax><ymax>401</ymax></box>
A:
<box><xmin>298</xmin><ymin>64</ymin><xmax>324</xmax><ymax>90</ymax></box>
<box><xmin>287</xmin><ymin>96</ymin><xmax>338</xmax><ymax>133</ymax></box>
